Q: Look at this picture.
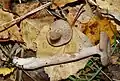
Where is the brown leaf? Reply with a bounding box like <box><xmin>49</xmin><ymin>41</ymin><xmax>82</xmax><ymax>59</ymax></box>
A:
<box><xmin>0</xmin><ymin>0</ymin><xmax>11</xmax><ymax>10</ymax></box>
<box><xmin>13</xmin><ymin>2</ymin><xmax>94</xmax><ymax>81</ymax></box>
<box><xmin>51</xmin><ymin>0</ymin><xmax>77</xmax><ymax>9</ymax></box>
<box><xmin>0</xmin><ymin>9</ymin><xmax>23</xmax><ymax>42</ymax></box>
<box><xmin>44</xmin><ymin>27</ymin><xmax>92</xmax><ymax>81</ymax></box>
<box><xmin>20</xmin><ymin>12</ymin><xmax>92</xmax><ymax>81</ymax></box>
<box><xmin>12</xmin><ymin>2</ymin><xmax>49</xmax><ymax>19</ymax></box>
<box><xmin>111</xmin><ymin>56</ymin><xmax>119</xmax><ymax>64</ymax></box>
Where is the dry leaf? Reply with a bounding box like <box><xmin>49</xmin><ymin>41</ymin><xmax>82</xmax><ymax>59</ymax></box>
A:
<box><xmin>51</xmin><ymin>0</ymin><xmax>77</xmax><ymax>9</ymax></box>
<box><xmin>21</xmin><ymin>15</ymin><xmax>54</xmax><ymax>51</ymax></box>
<box><xmin>0</xmin><ymin>0</ymin><xmax>11</xmax><ymax>10</ymax></box>
<box><xmin>111</xmin><ymin>56</ymin><xmax>119</xmax><ymax>64</ymax></box>
<box><xmin>82</xmin><ymin>17</ymin><xmax>117</xmax><ymax>45</ymax></box>
<box><xmin>0</xmin><ymin>9</ymin><xmax>22</xmax><ymax>42</ymax></box>
<box><xmin>14</xmin><ymin>2</ymin><xmax>93</xmax><ymax>81</ymax></box>
<box><xmin>0</xmin><ymin>68</ymin><xmax>14</xmax><ymax>76</ymax></box>
<box><xmin>96</xmin><ymin>0</ymin><xmax>120</xmax><ymax>17</ymax></box>
<box><xmin>12</xmin><ymin>2</ymin><xmax>48</xmax><ymax>19</ymax></box>
<box><xmin>66</xmin><ymin>4</ymin><xmax>93</xmax><ymax>25</ymax></box>
<box><xmin>20</xmin><ymin>15</ymin><xmax>92</xmax><ymax>81</ymax></box>
<box><xmin>35</xmin><ymin>20</ymin><xmax>92</xmax><ymax>81</ymax></box>
<box><xmin>96</xmin><ymin>0</ymin><xmax>120</xmax><ymax>31</ymax></box>
<box><xmin>44</xmin><ymin>27</ymin><xmax>92</xmax><ymax>81</ymax></box>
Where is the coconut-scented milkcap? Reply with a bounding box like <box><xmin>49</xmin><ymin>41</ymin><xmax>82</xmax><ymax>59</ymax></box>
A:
<box><xmin>47</xmin><ymin>19</ymin><xmax>73</xmax><ymax>46</ymax></box>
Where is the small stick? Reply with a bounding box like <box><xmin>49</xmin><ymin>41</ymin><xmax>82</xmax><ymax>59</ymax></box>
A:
<box><xmin>0</xmin><ymin>2</ymin><xmax>52</xmax><ymax>32</ymax></box>
<box><xmin>71</xmin><ymin>4</ymin><xmax>85</xmax><ymax>26</ymax></box>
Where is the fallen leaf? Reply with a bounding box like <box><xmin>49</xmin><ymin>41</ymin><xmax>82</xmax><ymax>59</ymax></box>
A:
<box><xmin>0</xmin><ymin>0</ymin><xmax>11</xmax><ymax>10</ymax></box>
<box><xmin>66</xmin><ymin>4</ymin><xmax>93</xmax><ymax>25</ymax></box>
<box><xmin>12</xmin><ymin>2</ymin><xmax>48</xmax><ymax>19</ymax></box>
<box><xmin>44</xmin><ymin>27</ymin><xmax>92</xmax><ymax>81</ymax></box>
<box><xmin>111</xmin><ymin>56</ymin><xmax>119</xmax><ymax>64</ymax></box>
<box><xmin>96</xmin><ymin>0</ymin><xmax>120</xmax><ymax>19</ymax></box>
<box><xmin>21</xmin><ymin>16</ymin><xmax>92</xmax><ymax>81</ymax></box>
<box><xmin>0</xmin><ymin>68</ymin><xmax>14</xmax><ymax>76</ymax></box>
<box><xmin>96</xmin><ymin>0</ymin><xmax>120</xmax><ymax>31</ymax></box>
<box><xmin>0</xmin><ymin>9</ymin><xmax>22</xmax><ymax>42</ymax></box>
<box><xmin>21</xmin><ymin>16</ymin><xmax>54</xmax><ymax>51</ymax></box>
<box><xmin>13</xmin><ymin>2</ymin><xmax>93</xmax><ymax>81</ymax></box>
<box><xmin>51</xmin><ymin>0</ymin><xmax>77</xmax><ymax>9</ymax></box>
<box><xmin>82</xmin><ymin>17</ymin><xmax>117</xmax><ymax>45</ymax></box>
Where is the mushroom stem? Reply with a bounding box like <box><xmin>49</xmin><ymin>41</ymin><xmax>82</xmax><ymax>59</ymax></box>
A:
<box><xmin>13</xmin><ymin>32</ymin><xmax>110</xmax><ymax>69</ymax></box>
<box><xmin>99</xmin><ymin>32</ymin><xmax>110</xmax><ymax>66</ymax></box>
<box><xmin>13</xmin><ymin>46</ymin><xmax>99</xmax><ymax>69</ymax></box>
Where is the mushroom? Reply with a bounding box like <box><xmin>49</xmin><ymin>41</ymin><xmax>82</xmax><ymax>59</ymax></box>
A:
<box><xmin>13</xmin><ymin>32</ymin><xmax>110</xmax><ymax>69</ymax></box>
<box><xmin>46</xmin><ymin>19</ymin><xmax>73</xmax><ymax>46</ymax></box>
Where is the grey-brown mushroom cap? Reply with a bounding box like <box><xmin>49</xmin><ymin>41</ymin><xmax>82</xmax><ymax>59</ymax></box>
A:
<box><xmin>46</xmin><ymin>19</ymin><xmax>73</xmax><ymax>46</ymax></box>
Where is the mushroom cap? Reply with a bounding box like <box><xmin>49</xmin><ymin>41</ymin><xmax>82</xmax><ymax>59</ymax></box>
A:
<box><xmin>47</xmin><ymin>19</ymin><xmax>73</xmax><ymax>46</ymax></box>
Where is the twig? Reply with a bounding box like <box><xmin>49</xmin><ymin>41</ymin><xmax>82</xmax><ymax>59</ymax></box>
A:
<box><xmin>39</xmin><ymin>1</ymin><xmax>65</xmax><ymax>20</ymax></box>
<box><xmin>0</xmin><ymin>2</ymin><xmax>52</xmax><ymax>33</ymax></box>
<box><xmin>72</xmin><ymin>4</ymin><xmax>85</xmax><ymax>26</ymax></box>
<box><xmin>101</xmin><ymin>70</ymin><xmax>113</xmax><ymax>81</ymax></box>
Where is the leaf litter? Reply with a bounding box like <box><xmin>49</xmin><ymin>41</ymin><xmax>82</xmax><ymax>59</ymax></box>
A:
<box><xmin>0</xmin><ymin>0</ymin><xmax>120</xmax><ymax>81</ymax></box>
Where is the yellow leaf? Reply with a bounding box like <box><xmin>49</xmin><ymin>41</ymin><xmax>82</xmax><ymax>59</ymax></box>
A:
<box><xmin>22</xmin><ymin>18</ymin><xmax>92</xmax><ymax>81</ymax></box>
<box><xmin>17</xmin><ymin>3</ymin><xmax>93</xmax><ymax>80</ymax></box>
<box><xmin>44</xmin><ymin>27</ymin><xmax>92</xmax><ymax>81</ymax></box>
<box><xmin>0</xmin><ymin>9</ymin><xmax>22</xmax><ymax>42</ymax></box>
<box><xmin>82</xmin><ymin>17</ymin><xmax>117</xmax><ymax>45</ymax></box>
<box><xmin>0</xmin><ymin>68</ymin><xmax>14</xmax><ymax>76</ymax></box>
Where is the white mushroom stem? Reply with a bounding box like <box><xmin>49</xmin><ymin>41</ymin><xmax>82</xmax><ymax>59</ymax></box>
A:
<box><xmin>12</xmin><ymin>32</ymin><xmax>110</xmax><ymax>69</ymax></box>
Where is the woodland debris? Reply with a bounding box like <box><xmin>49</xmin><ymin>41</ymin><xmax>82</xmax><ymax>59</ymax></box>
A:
<box><xmin>0</xmin><ymin>2</ymin><xmax>52</xmax><ymax>33</ymax></box>
<box><xmin>0</xmin><ymin>9</ymin><xmax>22</xmax><ymax>42</ymax></box>
<box><xmin>82</xmin><ymin>17</ymin><xmax>117</xmax><ymax>45</ymax></box>
<box><xmin>12</xmin><ymin>2</ymin><xmax>50</xmax><ymax>19</ymax></box>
